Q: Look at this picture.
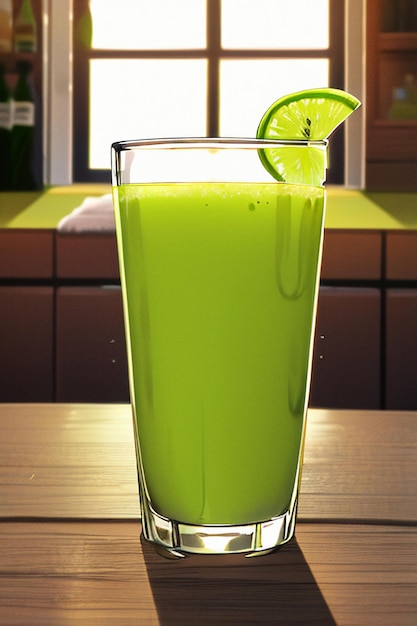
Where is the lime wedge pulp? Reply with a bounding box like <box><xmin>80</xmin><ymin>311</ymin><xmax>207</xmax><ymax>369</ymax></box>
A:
<box><xmin>256</xmin><ymin>87</ymin><xmax>361</xmax><ymax>185</ymax></box>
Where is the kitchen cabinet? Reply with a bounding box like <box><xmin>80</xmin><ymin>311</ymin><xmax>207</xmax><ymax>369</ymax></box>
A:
<box><xmin>54</xmin><ymin>232</ymin><xmax>127</xmax><ymax>402</ymax></box>
<box><xmin>386</xmin><ymin>231</ymin><xmax>417</xmax><ymax>280</ymax></box>
<box><xmin>0</xmin><ymin>228</ymin><xmax>54</xmax><ymax>401</ymax></box>
<box><xmin>0</xmin><ymin>286</ymin><xmax>53</xmax><ymax>401</ymax></box>
<box><xmin>310</xmin><ymin>230</ymin><xmax>382</xmax><ymax>409</ymax></box>
<box><xmin>311</xmin><ymin>287</ymin><xmax>381</xmax><ymax>410</ymax></box>
<box><xmin>55</xmin><ymin>233</ymin><xmax>119</xmax><ymax>280</ymax></box>
<box><xmin>320</xmin><ymin>230</ymin><xmax>382</xmax><ymax>280</ymax></box>
<box><xmin>55</xmin><ymin>286</ymin><xmax>128</xmax><ymax>403</ymax></box>
<box><xmin>384</xmin><ymin>231</ymin><xmax>417</xmax><ymax>409</ymax></box>
<box><xmin>0</xmin><ymin>229</ymin><xmax>53</xmax><ymax>277</ymax></box>
<box><xmin>385</xmin><ymin>289</ymin><xmax>417</xmax><ymax>410</ymax></box>
<box><xmin>1</xmin><ymin>187</ymin><xmax>417</xmax><ymax>408</ymax></box>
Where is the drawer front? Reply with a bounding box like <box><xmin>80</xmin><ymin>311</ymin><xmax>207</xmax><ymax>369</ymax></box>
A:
<box><xmin>386</xmin><ymin>232</ymin><xmax>417</xmax><ymax>280</ymax></box>
<box><xmin>321</xmin><ymin>231</ymin><xmax>382</xmax><ymax>280</ymax></box>
<box><xmin>0</xmin><ymin>230</ymin><xmax>54</xmax><ymax>278</ymax></box>
<box><xmin>56</xmin><ymin>234</ymin><xmax>120</xmax><ymax>279</ymax></box>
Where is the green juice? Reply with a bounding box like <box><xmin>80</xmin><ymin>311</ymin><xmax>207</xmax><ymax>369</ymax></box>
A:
<box><xmin>113</xmin><ymin>182</ymin><xmax>324</xmax><ymax>526</ymax></box>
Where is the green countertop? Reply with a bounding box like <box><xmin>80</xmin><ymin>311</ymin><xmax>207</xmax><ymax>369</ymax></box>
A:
<box><xmin>1</xmin><ymin>185</ymin><xmax>417</xmax><ymax>230</ymax></box>
<box><xmin>0</xmin><ymin>185</ymin><xmax>111</xmax><ymax>229</ymax></box>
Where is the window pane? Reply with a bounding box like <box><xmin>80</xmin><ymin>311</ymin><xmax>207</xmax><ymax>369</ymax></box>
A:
<box><xmin>90</xmin><ymin>0</ymin><xmax>206</xmax><ymax>49</ymax></box>
<box><xmin>219</xmin><ymin>59</ymin><xmax>329</xmax><ymax>136</ymax></box>
<box><xmin>89</xmin><ymin>59</ymin><xmax>207</xmax><ymax>169</ymax></box>
<box><xmin>221</xmin><ymin>0</ymin><xmax>329</xmax><ymax>49</ymax></box>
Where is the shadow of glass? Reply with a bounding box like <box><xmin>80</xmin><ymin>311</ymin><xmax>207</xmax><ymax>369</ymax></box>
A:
<box><xmin>141</xmin><ymin>536</ymin><xmax>336</xmax><ymax>625</ymax></box>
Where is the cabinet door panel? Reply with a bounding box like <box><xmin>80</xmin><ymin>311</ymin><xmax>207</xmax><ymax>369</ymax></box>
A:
<box><xmin>55</xmin><ymin>287</ymin><xmax>129</xmax><ymax>402</ymax></box>
<box><xmin>310</xmin><ymin>287</ymin><xmax>381</xmax><ymax>409</ymax></box>
<box><xmin>0</xmin><ymin>287</ymin><xmax>53</xmax><ymax>401</ymax></box>
<box><xmin>386</xmin><ymin>289</ymin><xmax>417</xmax><ymax>410</ymax></box>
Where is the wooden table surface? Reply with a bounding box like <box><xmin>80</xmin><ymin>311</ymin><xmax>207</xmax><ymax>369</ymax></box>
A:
<box><xmin>0</xmin><ymin>404</ymin><xmax>416</xmax><ymax>625</ymax></box>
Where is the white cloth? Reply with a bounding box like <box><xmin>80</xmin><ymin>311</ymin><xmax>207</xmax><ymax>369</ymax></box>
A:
<box><xmin>57</xmin><ymin>194</ymin><xmax>115</xmax><ymax>232</ymax></box>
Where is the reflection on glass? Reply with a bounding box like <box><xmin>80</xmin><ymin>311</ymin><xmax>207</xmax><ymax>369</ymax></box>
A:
<box><xmin>89</xmin><ymin>59</ymin><xmax>207</xmax><ymax>168</ymax></box>
<box><xmin>221</xmin><ymin>0</ymin><xmax>329</xmax><ymax>49</ymax></box>
<box><xmin>219</xmin><ymin>59</ymin><xmax>329</xmax><ymax>136</ymax></box>
<box><xmin>90</xmin><ymin>0</ymin><xmax>206</xmax><ymax>49</ymax></box>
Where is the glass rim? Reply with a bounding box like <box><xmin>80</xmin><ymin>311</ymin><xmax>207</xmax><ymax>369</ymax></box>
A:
<box><xmin>111</xmin><ymin>136</ymin><xmax>328</xmax><ymax>153</ymax></box>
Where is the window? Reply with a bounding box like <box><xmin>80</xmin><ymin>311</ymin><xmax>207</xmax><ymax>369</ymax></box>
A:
<box><xmin>72</xmin><ymin>0</ymin><xmax>344</xmax><ymax>182</ymax></box>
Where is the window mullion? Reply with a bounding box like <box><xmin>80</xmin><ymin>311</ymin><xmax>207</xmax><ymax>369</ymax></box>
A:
<box><xmin>207</xmin><ymin>0</ymin><xmax>221</xmax><ymax>136</ymax></box>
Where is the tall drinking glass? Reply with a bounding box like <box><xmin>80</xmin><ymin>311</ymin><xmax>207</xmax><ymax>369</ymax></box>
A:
<box><xmin>111</xmin><ymin>138</ymin><xmax>327</xmax><ymax>557</ymax></box>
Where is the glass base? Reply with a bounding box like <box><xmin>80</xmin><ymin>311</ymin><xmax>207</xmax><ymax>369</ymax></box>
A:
<box><xmin>140</xmin><ymin>499</ymin><xmax>298</xmax><ymax>558</ymax></box>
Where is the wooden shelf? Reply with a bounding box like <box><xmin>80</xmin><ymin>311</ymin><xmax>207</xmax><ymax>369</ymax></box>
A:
<box><xmin>372</xmin><ymin>119</ymin><xmax>417</xmax><ymax>127</ymax></box>
<box><xmin>379</xmin><ymin>32</ymin><xmax>417</xmax><ymax>51</ymax></box>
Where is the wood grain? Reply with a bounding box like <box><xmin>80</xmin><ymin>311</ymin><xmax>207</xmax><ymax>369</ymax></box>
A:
<box><xmin>0</xmin><ymin>521</ymin><xmax>415</xmax><ymax>625</ymax></box>
<box><xmin>0</xmin><ymin>404</ymin><xmax>416</xmax><ymax>523</ymax></box>
<box><xmin>0</xmin><ymin>404</ymin><xmax>416</xmax><ymax>624</ymax></box>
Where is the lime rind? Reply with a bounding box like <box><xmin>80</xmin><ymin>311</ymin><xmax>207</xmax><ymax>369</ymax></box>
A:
<box><xmin>257</xmin><ymin>88</ymin><xmax>361</xmax><ymax>141</ymax></box>
<box><xmin>258</xmin><ymin>87</ymin><xmax>360</xmax><ymax>117</ymax></box>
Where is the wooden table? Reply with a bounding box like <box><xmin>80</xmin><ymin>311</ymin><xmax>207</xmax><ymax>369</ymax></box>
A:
<box><xmin>0</xmin><ymin>404</ymin><xmax>416</xmax><ymax>625</ymax></box>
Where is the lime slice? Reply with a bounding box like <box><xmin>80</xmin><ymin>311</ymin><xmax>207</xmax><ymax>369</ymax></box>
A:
<box><xmin>257</xmin><ymin>88</ymin><xmax>361</xmax><ymax>141</ymax></box>
<box><xmin>256</xmin><ymin>88</ymin><xmax>361</xmax><ymax>185</ymax></box>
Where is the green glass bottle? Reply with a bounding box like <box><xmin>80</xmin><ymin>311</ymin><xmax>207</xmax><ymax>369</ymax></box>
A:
<box><xmin>0</xmin><ymin>62</ymin><xmax>12</xmax><ymax>190</ymax></box>
<box><xmin>76</xmin><ymin>1</ymin><xmax>93</xmax><ymax>48</ymax></box>
<box><xmin>0</xmin><ymin>0</ymin><xmax>13</xmax><ymax>52</ymax></box>
<box><xmin>11</xmin><ymin>60</ymin><xmax>36</xmax><ymax>190</ymax></box>
<box><xmin>14</xmin><ymin>0</ymin><xmax>37</xmax><ymax>53</ymax></box>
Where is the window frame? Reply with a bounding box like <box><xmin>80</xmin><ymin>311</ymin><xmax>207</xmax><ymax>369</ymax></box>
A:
<box><xmin>44</xmin><ymin>0</ymin><xmax>365</xmax><ymax>187</ymax></box>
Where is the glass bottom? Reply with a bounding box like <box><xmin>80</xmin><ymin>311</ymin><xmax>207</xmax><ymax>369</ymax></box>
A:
<box><xmin>140</xmin><ymin>498</ymin><xmax>298</xmax><ymax>558</ymax></box>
